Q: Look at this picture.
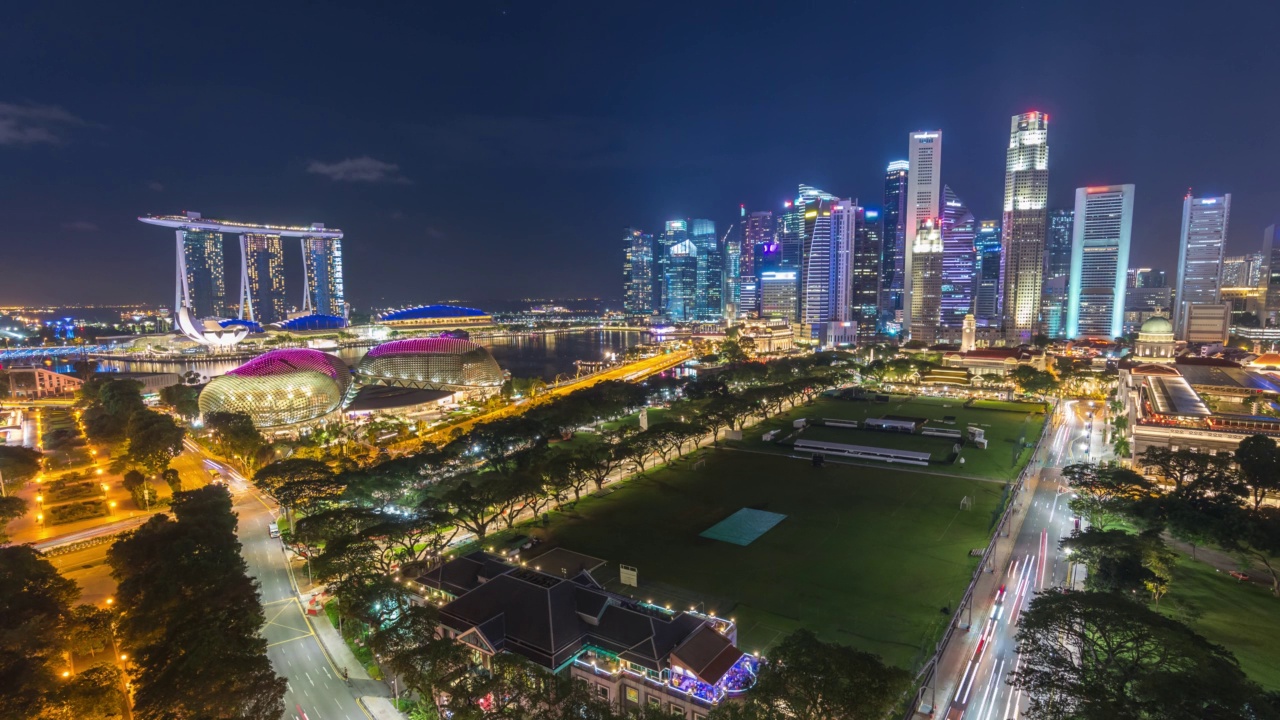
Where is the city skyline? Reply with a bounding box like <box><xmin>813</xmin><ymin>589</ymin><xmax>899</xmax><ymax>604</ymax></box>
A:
<box><xmin>1</xmin><ymin>2</ymin><xmax>1277</xmax><ymax>306</ymax></box>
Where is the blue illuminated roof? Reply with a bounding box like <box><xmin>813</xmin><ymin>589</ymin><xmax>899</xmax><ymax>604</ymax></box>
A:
<box><xmin>272</xmin><ymin>314</ymin><xmax>347</xmax><ymax>331</ymax></box>
<box><xmin>378</xmin><ymin>305</ymin><xmax>488</xmax><ymax>321</ymax></box>
<box><xmin>219</xmin><ymin>318</ymin><xmax>264</xmax><ymax>333</ymax></box>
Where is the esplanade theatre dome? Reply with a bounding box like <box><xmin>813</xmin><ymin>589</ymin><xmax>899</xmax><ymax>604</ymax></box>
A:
<box><xmin>354</xmin><ymin>337</ymin><xmax>504</xmax><ymax>393</ymax></box>
<box><xmin>198</xmin><ymin>349</ymin><xmax>352</xmax><ymax>427</ymax></box>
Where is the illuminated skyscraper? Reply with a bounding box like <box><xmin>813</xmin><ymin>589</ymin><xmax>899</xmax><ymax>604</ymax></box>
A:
<box><xmin>832</xmin><ymin>200</ymin><xmax>857</xmax><ymax>323</ymax></box>
<box><xmin>909</xmin><ymin>217</ymin><xmax>944</xmax><ymax>343</ymax></box>
<box><xmin>904</xmin><ymin>132</ymin><xmax>942</xmax><ymax>338</ymax></box>
<box><xmin>655</xmin><ymin>220</ymin><xmax>688</xmax><ymax>312</ymax></box>
<box><xmin>179</xmin><ymin>230</ymin><xmax>227</xmax><ymax>319</ymax></box>
<box><xmin>850</xmin><ymin>206</ymin><xmax>882</xmax><ymax>343</ymax></box>
<box><xmin>623</xmin><ymin>227</ymin><xmax>655</xmax><ymax>315</ymax></box>
<box><xmin>939</xmin><ymin>186</ymin><xmax>976</xmax><ymax>328</ymax></box>
<box><xmin>973</xmin><ymin>220</ymin><xmax>1002</xmax><ymax>326</ymax></box>
<box><xmin>690</xmin><ymin>218</ymin><xmax>722</xmax><ymax>322</ymax></box>
<box><xmin>760</xmin><ymin>270</ymin><xmax>799</xmax><ymax>323</ymax></box>
<box><xmin>1173</xmin><ymin>193</ymin><xmax>1231</xmax><ymax>338</ymax></box>
<box><xmin>1067</xmin><ymin>184</ymin><xmax>1134</xmax><ymax>340</ymax></box>
<box><xmin>741</xmin><ymin>210</ymin><xmax>773</xmax><ymax>317</ymax></box>
<box><xmin>1045</xmin><ymin>209</ymin><xmax>1074</xmax><ymax>282</ymax></box>
<box><xmin>303</xmin><ymin>235</ymin><xmax>345</xmax><ymax>317</ymax></box>
<box><xmin>880</xmin><ymin>160</ymin><xmax>909</xmax><ymax>325</ymax></box>
<box><xmin>663</xmin><ymin>238</ymin><xmax>699</xmax><ymax>322</ymax></box>
<box><xmin>241</xmin><ymin>234</ymin><xmax>287</xmax><ymax>324</ymax></box>
<box><xmin>1000</xmin><ymin>111</ymin><xmax>1050</xmax><ymax>343</ymax></box>
<box><xmin>724</xmin><ymin>223</ymin><xmax>742</xmax><ymax>320</ymax></box>
<box><xmin>797</xmin><ymin>185</ymin><xmax>842</xmax><ymax>325</ymax></box>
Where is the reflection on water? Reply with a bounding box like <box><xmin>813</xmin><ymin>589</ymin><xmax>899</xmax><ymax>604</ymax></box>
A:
<box><xmin>83</xmin><ymin>330</ymin><xmax>645</xmax><ymax>382</ymax></box>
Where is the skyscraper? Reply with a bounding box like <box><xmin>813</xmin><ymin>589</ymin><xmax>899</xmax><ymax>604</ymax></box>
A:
<box><xmin>797</xmin><ymin>185</ymin><xmax>842</xmax><ymax>326</ymax></box>
<box><xmin>179</xmin><ymin>230</ymin><xmax>227</xmax><ymax>319</ymax></box>
<box><xmin>723</xmin><ymin>224</ymin><xmax>741</xmax><ymax>321</ymax></box>
<box><xmin>1222</xmin><ymin>256</ymin><xmax>1249</xmax><ymax>288</ymax></box>
<box><xmin>623</xmin><ymin>227</ymin><xmax>655</xmax><ymax>315</ymax></box>
<box><xmin>760</xmin><ymin>270</ymin><xmax>799</xmax><ymax>323</ymax></box>
<box><xmin>663</xmin><ymin>238</ymin><xmax>699</xmax><ymax>322</ymax></box>
<box><xmin>690</xmin><ymin>218</ymin><xmax>722</xmax><ymax>322</ymax></box>
<box><xmin>881</xmin><ymin>160</ymin><xmax>909</xmax><ymax>327</ymax></box>
<box><xmin>939</xmin><ymin>186</ymin><xmax>976</xmax><ymax>328</ymax></box>
<box><xmin>1264</xmin><ymin>225</ymin><xmax>1280</xmax><ymax>326</ymax></box>
<box><xmin>973</xmin><ymin>220</ymin><xmax>1002</xmax><ymax>326</ymax></box>
<box><xmin>850</xmin><ymin>206</ymin><xmax>882</xmax><ymax>343</ymax></box>
<box><xmin>1000</xmin><ymin>111</ymin><xmax>1050</xmax><ymax>344</ymax></box>
<box><xmin>303</xmin><ymin>235</ymin><xmax>345</xmax><ymax>317</ymax></box>
<box><xmin>240</xmin><ymin>233</ymin><xmax>287</xmax><ymax>324</ymax></box>
<box><xmin>1066</xmin><ymin>184</ymin><xmax>1134</xmax><ymax>340</ymax></box>
<box><xmin>741</xmin><ymin>210</ymin><xmax>772</xmax><ymax>318</ymax></box>
<box><xmin>904</xmin><ymin>132</ymin><xmax>942</xmax><ymax>338</ymax></box>
<box><xmin>910</xmin><ymin>217</ymin><xmax>944</xmax><ymax>343</ymax></box>
<box><xmin>831</xmin><ymin>201</ymin><xmax>856</xmax><ymax>323</ymax></box>
<box><xmin>1045</xmin><ymin>210</ymin><xmax>1074</xmax><ymax>281</ymax></box>
<box><xmin>655</xmin><ymin>220</ymin><xmax>688</xmax><ymax>312</ymax></box>
<box><xmin>1173</xmin><ymin>193</ymin><xmax>1231</xmax><ymax>338</ymax></box>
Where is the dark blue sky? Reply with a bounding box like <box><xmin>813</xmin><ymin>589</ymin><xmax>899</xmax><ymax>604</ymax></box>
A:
<box><xmin>2</xmin><ymin>1</ymin><xmax>1277</xmax><ymax>308</ymax></box>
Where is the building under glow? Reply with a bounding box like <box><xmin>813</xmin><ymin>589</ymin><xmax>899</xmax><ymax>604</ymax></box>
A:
<box><xmin>939</xmin><ymin>186</ymin><xmax>975</xmax><ymax>329</ymax></box>
<box><xmin>909</xmin><ymin>218</ymin><xmax>944</xmax><ymax>343</ymax></box>
<box><xmin>1000</xmin><ymin>111</ymin><xmax>1050</xmax><ymax>343</ymax></box>
<box><xmin>1066</xmin><ymin>184</ymin><xmax>1134</xmax><ymax>340</ymax></box>
<box><xmin>1174</xmin><ymin>193</ymin><xmax>1231</xmax><ymax>338</ymax></box>
<box><xmin>663</xmin><ymin>238</ymin><xmax>699</xmax><ymax>323</ymax></box>
<box><xmin>740</xmin><ymin>210</ymin><xmax>772</xmax><ymax>317</ymax></box>
<box><xmin>198</xmin><ymin>348</ymin><xmax>352</xmax><ymax>427</ymax></box>
<box><xmin>850</xmin><ymin>206</ymin><xmax>881</xmax><ymax>343</ymax></box>
<box><xmin>623</xmin><ymin>227</ymin><xmax>656</xmax><ymax>315</ymax></box>
<box><xmin>353</xmin><ymin>337</ymin><xmax>504</xmax><ymax>397</ymax></box>
<box><xmin>973</xmin><ymin>221</ymin><xmax>1002</xmax><ymax>326</ymax></box>
<box><xmin>179</xmin><ymin>231</ymin><xmax>228</xmax><ymax>319</ymax></box>
<box><xmin>304</xmin><ymin>236</ymin><xmax>345</xmax><ymax>318</ymax></box>
<box><xmin>881</xmin><ymin>160</ymin><xmax>909</xmax><ymax>327</ymax></box>
<box><xmin>904</xmin><ymin>133</ymin><xmax>941</xmax><ymax>339</ymax></box>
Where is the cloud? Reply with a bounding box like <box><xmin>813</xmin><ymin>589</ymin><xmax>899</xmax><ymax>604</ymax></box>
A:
<box><xmin>307</xmin><ymin>156</ymin><xmax>409</xmax><ymax>183</ymax></box>
<box><xmin>147</xmin><ymin>181</ymin><xmax>164</xmax><ymax>192</ymax></box>
<box><xmin>0</xmin><ymin>101</ymin><xmax>88</xmax><ymax>145</ymax></box>
<box><xmin>63</xmin><ymin>221</ymin><xmax>98</xmax><ymax>232</ymax></box>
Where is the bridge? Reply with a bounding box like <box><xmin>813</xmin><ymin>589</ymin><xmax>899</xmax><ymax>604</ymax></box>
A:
<box><xmin>0</xmin><ymin>345</ymin><xmax>111</xmax><ymax>362</ymax></box>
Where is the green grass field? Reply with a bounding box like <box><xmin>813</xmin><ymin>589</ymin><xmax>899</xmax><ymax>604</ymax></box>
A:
<box><xmin>795</xmin><ymin>424</ymin><xmax>959</xmax><ymax>461</ymax></box>
<box><xmin>511</xmin><ymin>449</ymin><xmax>1007</xmax><ymax>669</ymax></box>
<box><xmin>728</xmin><ymin>396</ymin><xmax>1044</xmax><ymax>481</ymax></box>
<box><xmin>1161</xmin><ymin>555</ymin><xmax>1280</xmax><ymax>690</ymax></box>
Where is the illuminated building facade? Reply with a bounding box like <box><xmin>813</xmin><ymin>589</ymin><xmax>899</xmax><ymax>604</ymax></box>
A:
<box><xmin>909</xmin><ymin>218</ymin><xmax>944</xmax><ymax>343</ymax></box>
<box><xmin>904</xmin><ymin>132</ymin><xmax>942</xmax><ymax>338</ymax></box>
<box><xmin>798</xmin><ymin>185</ymin><xmax>842</xmax><ymax>326</ymax></box>
<box><xmin>623</xmin><ymin>227</ymin><xmax>656</xmax><ymax>315</ymax></box>
<box><xmin>1067</xmin><ymin>184</ymin><xmax>1134</xmax><ymax>340</ymax></box>
<box><xmin>1042</xmin><ymin>209</ymin><xmax>1074</xmax><ymax>335</ymax></box>
<box><xmin>304</xmin><ymin>235</ymin><xmax>345</xmax><ymax>317</ymax></box>
<box><xmin>760</xmin><ymin>270</ymin><xmax>799</xmax><ymax>323</ymax></box>
<box><xmin>1264</xmin><ymin>225</ymin><xmax>1280</xmax><ymax>326</ymax></box>
<box><xmin>377</xmin><ymin>304</ymin><xmax>494</xmax><ymax>329</ymax></box>
<box><xmin>740</xmin><ymin>210</ymin><xmax>772</xmax><ymax>317</ymax></box>
<box><xmin>354</xmin><ymin>337</ymin><xmax>504</xmax><ymax>396</ymax></box>
<box><xmin>664</xmin><ymin>238</ymin><xmax>699</xmax><ymax>322</ymax></box>
<box><xmin>180</xmin><ymin>230</ymin><xmax>228</xmax><ymax>318</ymax></box>
<box><xmin>241</xmin><ymin>234</ymin><xmax>287</xmax><ymax>324</ymax></box>
<box><xmin>655</xmin><ymin>220</ymin><xmax>688</xmax><ymax>312</ymax></box>
<box><xmin>850</xmin><ymin>206</ymin><xmax>882</xmax><ymax>343</ymax></box>
<box><xmin>939</xmin><ymin>186</ymin><xmax>975</xmax><ymax>329</ymax></box>
<box><xmin>1174</xmin><ymin>193</ymin><xmax>1231</xmax><ymax>339</ymax></box>
<box><xmin>881</xmin><ymin>160</ymin><xmax>909</xmax><ymax>327</ymax></box>
<box><xmin>690</xmin><ymin>219</ymin><xmax>723</xmax><ymax>322</ymax></box>
<box><xmin>973</xmin><ymin>220</ymin><xmax>1002</xmax><ymax>326</ymax></box>
<box><xmin>724</xmin><ymin>224</ymin><xmax>741</xmax><ymax>320</ymax></box>
<box><xmin>1000</xmin><ymin>111</ymin><xmax>1050</xmax><ymax>343</ymax></box>
<box><xmin>198</xmin><ymin>348</ymin><xmax>352</xmax><ymax>427</ymax></box>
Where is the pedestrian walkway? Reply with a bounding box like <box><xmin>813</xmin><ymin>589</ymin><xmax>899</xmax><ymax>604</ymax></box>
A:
<box><xmin>361</xmin><ymin>697</ymin><xmax>409</xmax><ymax>720</ymax></box>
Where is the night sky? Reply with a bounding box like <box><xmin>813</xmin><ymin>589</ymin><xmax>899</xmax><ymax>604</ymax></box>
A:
<box><xmin>3</xmin><ymin>1</ymin><xmax>1278</xmax><ymax>308</ymax></box>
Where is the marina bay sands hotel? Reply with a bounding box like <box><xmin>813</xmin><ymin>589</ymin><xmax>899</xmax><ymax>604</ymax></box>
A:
<box><xmin>139</xmin><ymin>211</ymin><xmax>344</xmax><ymax>326</ymax></box>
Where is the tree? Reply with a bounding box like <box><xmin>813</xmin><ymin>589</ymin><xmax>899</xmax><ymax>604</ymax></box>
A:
<box><xmin>58</xmin><ymin>663</ymin><xmax>127</xmax><ymax>720</ymax></box>
<box><xmin>160</xmin><ymin>467</ymin><xmax>182</xmax><ymax>493</ymax></box>
<box><xmin>1010</xmin><ymin>590</ymin><xmax>1266</xmax><ymax>720</ymax></box>
<box><xmin>1063</xmin><ymin>463</ymin><xmax>1153</xmax><ymax>530</ymax></box>
<box><xmin>1009</xmin><ymin>366</ymin><xmax>1059</xmax><ymax>398</ymax></box>
<box><xmin>126</xmin><ymin>409</ymin><xmax>185</xmax><ymax>476</ymax></box>
<box><xmin>718</xmin><ymin>629</ymin><xmax>909</xmax><ymax>720</ymax></box>
<box><xmin>0</xmin><ymin>545</ymin><xmax>80</xmax><ymax>719</ymax></box>
<box><xmin>108</xmin><ymin>486</ymin><xmax>286</xmax><ymax>719</ymax></box>
<box><xmin>1234</xmin><ymin>434</ymin><xmax>1280</xmax><ymax>509</ymax></box>
<box><xmin>440</xmin><ymin>478</ymin><xmax>507</xmax><ymax>540</ymax></box>
<box><xmin>1138</xmin><ymin>446</ymin><xmax>1233</xmax><ymax>493</ymax></box>
<box><xmin>0</xmin><ymin>495</ymin><xmax>27</xmax><ymax>542</ymax></box>
<box><xmin>203</xmin><ymin>411</ymin><xmax>267</xmax><ymax>472</ymax></box>
<box><xmin>368</xmin><ymin>605</ymin><xmax>471</xmax><ymax>717</ymax></box>
<box><xmin>1032</xmin><ymin>333</ymin><xmax>1051</xmax><ymax>349</ymax></box>
<box><xmin>0</xmin><ymin>445</ymin><xmax>43</xmax><ymax>488</ymax></box>
<box><xmin>158</xmin><ymin>383</ymin><xmax>200</xmax><ymax>419</ymax></box>
<box><xmin>66</xmin><ymin>605</ymin><xmax>115</xmax><ymax>659</ymax></box>
<box><xmin>1061</xmin><ymin>528</ymin><xmax>1175</xmax><ymax>601</ymax></box>
<box><xmin>1221</xmin><ymin>507</ymin><xmax>1280</xmax><ymax>597</ymax></box>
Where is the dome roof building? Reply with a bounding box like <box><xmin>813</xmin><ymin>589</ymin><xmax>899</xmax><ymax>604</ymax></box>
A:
<box><xmin>377</xmin><ymin>304</ymin><xmax>493</xmax><ymax>329</ymax></box>
<box><xmin>1134</xmin><ymin>315</ymin><xmax>1177</xmax><ymax>363</ymax></box>
<box><xmin>198</xmin><ymin>348</ymin><xmax>352</xmax><ymax>427</ymax></box>
<box><xmin>355</xmin><ymin>337</ymin><xmax>504</xmax><ymax>395</ymax></box>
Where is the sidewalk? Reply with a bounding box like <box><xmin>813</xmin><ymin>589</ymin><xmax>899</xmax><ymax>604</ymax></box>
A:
<box><xmin>306</xmin><ymin>593</ymin><xmax>407</xmax><ymax>717</ymax></box>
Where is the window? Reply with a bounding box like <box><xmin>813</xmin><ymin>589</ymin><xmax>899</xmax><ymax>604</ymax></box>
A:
<box><xmin>647</xmin><ymin>696</ymin><xmax>661</xmax><ymax>709</ymax></box>
<box><xmin>597</xmin><ymin>685</ymin><xmax>609</xmax><ymax>700</ymax></box>
<box><xmin>625</xmin><ymin>687</ymin><xmax>638</xmax><ymax>703</ymax></box>
<box><xmin>670</xmin><ymin>704</ymin><xmax>683</xmax><ymax>715</ymax></box>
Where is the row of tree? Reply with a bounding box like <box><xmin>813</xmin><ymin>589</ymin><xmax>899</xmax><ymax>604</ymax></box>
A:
<box><xmin>80</xmin><ymin>378</ymin><xmax>185</xmax><ymax>477</ymax></box>
<box><xmin>107</xmin><ymin>485</ymin><xmax>286</xmax><ymax>719</ymax></box>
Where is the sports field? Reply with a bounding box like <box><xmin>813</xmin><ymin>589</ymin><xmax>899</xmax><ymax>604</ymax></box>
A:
<box><xmin>731</xmin><ymin>396</ymin><xmax>1045</xmax><ymax>481</ymax></box>
<box><xmin>515</xmin><ymin>449</ymin><xmax>1006</xmax><ymax>669</ymax></box>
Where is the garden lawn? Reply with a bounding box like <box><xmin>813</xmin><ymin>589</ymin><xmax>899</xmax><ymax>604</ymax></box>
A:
<box><xmin>515</xmin><ymin>449</ymin><xmax>1005</xmax><ymax>670</ymax></box>
<box><xmin>728</xmin><ymin>396</ymin><xmax>1044</xmax><ymax>481</ymax></box>
<box><xmin>1162</xmin><ymin>554</ymin><xmax>1280</xmax><ymax>691</ymax></box>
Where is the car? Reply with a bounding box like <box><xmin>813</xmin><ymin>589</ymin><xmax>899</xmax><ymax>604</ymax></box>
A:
<box><xmin>268</xmin><ymin>522</ymin><xmax>280</xmax><ymax>538</ymax></box>
<box><xmin>209</xmin><ymin>469</ymin><xmax>224</xmax><ymax>486</ymax></box>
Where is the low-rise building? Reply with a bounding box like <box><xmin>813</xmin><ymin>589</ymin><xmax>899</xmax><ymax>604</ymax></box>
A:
<box><xmin>939</xmin><ymin>348</ymin><xmax>1046</xmax><ymax>378</ymax></box>
<box><xmin>7</xmin><ymin>367</ymin><xmax>83</xmax><ymax>398</ymax></box>
<box><xmin>409</xmin><ymin>552</ymin><xmax>756</xmax><ymax>719</ymax></box>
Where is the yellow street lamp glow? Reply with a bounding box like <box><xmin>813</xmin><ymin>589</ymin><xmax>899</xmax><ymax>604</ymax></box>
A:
<box><xmin>106</xmin><ymin>597</ymin><xmax>113</xmax><ymax>605</ymax></box>
<box><xmin>36</xmin><ymin>513</ymin><xmax>43</xmax><ymax>522</ymax></box>
<box><xmin>120</xmin><ymin>654</ymin><xmax>127</xmax><ymax>661</ymax></box>
<box><xmin>96</xmin><ymin>468</ymin><xmax>104</xmax><ymax>475</ymax></box>
<box><xmin>35</xmin><ymin>495</ymin><xmax>42</xmax><ymax>503</ymax></box>
<box><xmin>101</xmin><ymin>484</ymin><xmax>109</xmax><ymax>492</ymax></box>
<box><xmin>109</xmin><ymin>501</ymin><xmax>117</xmax><ymax>509</ymax></box>
<box><xmin>61</xmin><ymin>671</ymin><xmax>70</xmax><ymax>678</ymax></box>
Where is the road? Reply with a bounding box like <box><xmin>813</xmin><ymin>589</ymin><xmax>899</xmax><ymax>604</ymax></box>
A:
<box><xmin>417</xmin><ymin>349</ymin><xmax>693</xmax><ymax>445</ymax></box>
<box><xmin>941</xmin><ymin>399</ymin><xmax>1107</xmax><ymax>720</ymax></box>
<box><xmin>198</xmin><ymin>452</ymin><xmax>371</xmax><ymax>720</ymax></box>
